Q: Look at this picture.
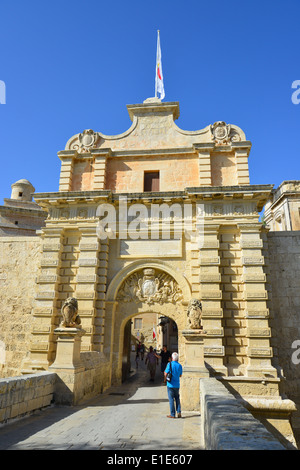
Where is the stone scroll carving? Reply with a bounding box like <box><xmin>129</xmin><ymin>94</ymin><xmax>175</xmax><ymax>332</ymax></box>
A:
<box><xmin>68</xmin><ymin>129</ymin><xmax>100</xmax><ymax>153</ymax></box>
<box><xmin>60</xmin><ymin>297</ymin><xmax>81</xmax><ymax>328</ymax></box>
<box><xmin>211</xmin><ymin>121</ymin><xmax>242</xmax><ymax>145</ymax></box>
<box><xmin>187</xmin><ymin>298</ymin><xmax>202</xmax><ymax>329</ymax></box>
<box><xmin>117</xmin><ymin>268</ymin><xmax>183</xmax><ymax>305</ymax></box>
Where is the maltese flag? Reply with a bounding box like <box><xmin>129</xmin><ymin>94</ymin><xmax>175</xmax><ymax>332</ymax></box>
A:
<box><xmin>155</xmin><ymin>30</ymin><xmax>165</xmax><ymax>100</ymax></box>
<box><xmin>153</xmin><ymin>325</ymin><xmax>156</xmax><ymax>340</ymax></box>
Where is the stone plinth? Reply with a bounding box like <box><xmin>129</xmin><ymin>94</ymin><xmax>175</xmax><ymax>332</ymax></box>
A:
<box><xmin>50</xmin><ymin>327</ymin><xmax>85</xmax><ymax>370</ymax></box>
<box><xmin>181</xmin><ymin>329</ymin><xmax>209</xmax><ymax>411</ymax></box>
<box><xmin>49</xmin><ymin>327</ymin><xmax>86</xmax><ymax>405</ymax></box>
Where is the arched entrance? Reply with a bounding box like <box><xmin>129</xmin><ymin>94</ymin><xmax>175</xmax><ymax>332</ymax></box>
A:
<box><xmin>122</xmin><ymin>312</ymin><xmax>179</xmax><ymax>382</ymax></box>
<box><xmin>105</xmin><ymin>261</ymin><xmax>191</xmax><ymax>386</ymax></box>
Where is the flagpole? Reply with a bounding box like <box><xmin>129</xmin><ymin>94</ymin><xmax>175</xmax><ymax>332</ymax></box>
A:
<box><xmin>155</xmin><ymin>30</ymin><xmax>159</xmax><ymax>99</ymax></box>
<box><xmin>155</xmin><ymin>29</ymin><xmax>165</xmax><ymax>100</ymax></box>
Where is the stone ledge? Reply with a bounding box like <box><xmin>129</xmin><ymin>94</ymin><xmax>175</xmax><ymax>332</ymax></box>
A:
<box><xmin>0</xmin><ymin>236</ymin><xmax>41</xmax><ymax>242</ymax></box>
<box><xmin>200</xmin><ymin>377</ymin><xmax>286</xmax><ymax>450</ymax></box>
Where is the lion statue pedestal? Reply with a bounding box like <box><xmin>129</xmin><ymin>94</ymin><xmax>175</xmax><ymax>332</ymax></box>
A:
<box><xmin>49</xmin><ymin>297</ymin><xmax>86</xmax><ymax>405</ymax></box>
<box><xmin>181</xmin><ymin>300</ymin><xmax>209</xmax><ymax>410</ymax></box>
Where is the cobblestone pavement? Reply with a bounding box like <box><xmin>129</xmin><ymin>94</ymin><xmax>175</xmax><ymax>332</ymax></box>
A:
<box><xmin>0</xmin><ymin>356</ymin><xmax>204</xmax><ymax>451</ymax></box>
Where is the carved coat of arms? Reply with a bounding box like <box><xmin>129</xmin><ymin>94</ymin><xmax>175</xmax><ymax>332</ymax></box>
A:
<box><xmin>211</xmin><ymin>121</ymin><xmax>241</xmax><ymax>145</ymax></box>
<box><xmin>117</xmin><ymin>268</ymin><xmax>183</xmax><ymax>305</ymax></box>
<box><xmin>211</xmin><ymin>121</ymin><xmax>231</xmax><ymax>144</ymax></box>
<box><xmin>72</xmin><ymin>129</ymin><xmax>100</xmax><ymax>153</ymax></box>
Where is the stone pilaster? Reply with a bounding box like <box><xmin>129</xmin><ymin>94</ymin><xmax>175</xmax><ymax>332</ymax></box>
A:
<box><xmin>96</xmin><ymin>237</ymin><xmax>109</xmax><ymax>351</ymax></box>
<box><xmin>238</xmin><ymin>223</ymin><xmax>278</xmax><ymax>378</ymax></box>
<box><xmin>23</xmin><ymin>227</ymin><xmax>64</xmax><ymax>373</ymax></box>
<box><xmin>199</xmin><ymin>151</ymin><xmax>211</xmax><ymax>186</ymax></box>
<box><xmin>235</xmin><ymin>149</ymin><xmax>250</xmax><ymax>185</ymax></box>
<box><xmin>199</xmin><ymin>224</ymin><xmax>227</xmax><ymax>376</ymax></box>
<box><xmin>194</xmin><ymin>145</ymin><xmax>213</xmax><ymax>186</ymax></box>
<box><xmin>104</xmin><ymin>300</ymin><xmax>118</xmax><ymax>386</ymax></box>
<box><xmin>76</xmin><ymin>225</ymin><xmax>108</xmax><ymax>353</ymax></box>
<box><xmin>92</xmin><ymin>149</ymin><xmax>110</xmax><ymax>190</ymax></box>
<box><xmin>58</xmin><ymin>152</ymin><xmax>75</xmax><ymax>191</ymax></box>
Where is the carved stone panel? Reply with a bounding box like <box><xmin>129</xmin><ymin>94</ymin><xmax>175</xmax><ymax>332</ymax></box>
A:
<box><xmin>68</xmin><ymin>129</ymin><xmax>100</xmax><ymax>153</ymax></box>
<box><xmin>211</xmin><ymin>121</ymin><xmax>242</xmax><ymax>145</ymax></box>
<box><xmin>116</xmin><ymin>268</ymin><xmax>183</xmax><ymax>305</ymax></box>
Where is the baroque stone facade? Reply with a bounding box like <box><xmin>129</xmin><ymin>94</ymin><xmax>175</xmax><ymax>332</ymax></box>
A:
<box><xmin>0</xmin><ymin>98</ymin><xmax>299</xmax><ymax>446</ymax></box>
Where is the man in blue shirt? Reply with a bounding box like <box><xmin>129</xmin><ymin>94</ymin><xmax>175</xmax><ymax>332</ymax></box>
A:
<box><xmin>164</xmin><ymin>352</ymin><xmax>183</xmax><ymax>418</ymax></box>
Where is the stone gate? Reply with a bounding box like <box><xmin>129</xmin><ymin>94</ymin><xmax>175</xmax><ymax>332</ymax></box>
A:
<box><xmin>0</xmin><ymin>98</ymin><xmax>299</xmax><ymax>446</ymax></box>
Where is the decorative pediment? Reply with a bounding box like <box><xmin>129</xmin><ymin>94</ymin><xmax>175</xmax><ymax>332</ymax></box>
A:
<box><xmin>116</xmin><ymin>268</ymin><xmax>183</xmax><ymax>305</ymax></box>
<box><xmin>63</xmin><ymin>103</ymin><xmax>247</xmax><ymax>155</ymax></box>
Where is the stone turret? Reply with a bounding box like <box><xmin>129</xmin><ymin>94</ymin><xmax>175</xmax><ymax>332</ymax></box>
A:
<box><xmin>10</xmin><ymin>179</ymin><xmax>35</xmax><ymax>202</ymax></box>
<box><xmin>0</xmin><ymin>179</ymin><xmax>47</xmax><ymax>236</ymax></box>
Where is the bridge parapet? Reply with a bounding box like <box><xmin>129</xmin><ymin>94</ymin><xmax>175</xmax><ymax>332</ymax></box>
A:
<box><xmin>0</xmin><ymin>371</ymin><xmax>56</xmax><ymax>424</ymax></box>
<box><xmin>200</xmin><ymin>377</ymin><xmax>290</xmax><ymax>450</ymax></box>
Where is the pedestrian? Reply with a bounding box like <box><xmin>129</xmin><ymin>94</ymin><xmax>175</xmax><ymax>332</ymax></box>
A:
<box><xmin>135</xmin><ymin>351</ymin><xmax>139</xmax><ymax>369</ymax></box>
<box><xmin>160</xmin><ymin>345</ymin><xmax>171</xmax><ymax>383</ymax></box>
<box><xmin>140</xmin><ymin>343</ymin><xmax>145</xmax><ymax>361</ymax></box>
<box><xmin>145</xmin><ymin>346</ymin><xmax>160</xmax><ymax>381</ymax></box>
<box><xmin>164</xmin><ymin>352</ymin><xmax>182</xmax><ymax>418</ymax></box>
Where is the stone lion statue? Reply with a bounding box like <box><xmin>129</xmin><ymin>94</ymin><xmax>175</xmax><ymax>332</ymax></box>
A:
<box><xmin>187</xmin><ymin>299</ymin><xmax>202</xmax><ymax>329</ymax></box>
<box><xmin>60</xmin><ymin>297</ymin><xmax>81</xmax><ymax>328</ymax></box>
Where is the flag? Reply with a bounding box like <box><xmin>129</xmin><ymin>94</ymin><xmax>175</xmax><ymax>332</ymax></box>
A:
<box><xmin>153</xmin><ymin>326</ymin><xmax>156</xmax><ymax>340</ymax></box>
<box><xmin>155</xmin><ymin>30</ymin><xmax>165</xmax><ymax>100</ymax></box>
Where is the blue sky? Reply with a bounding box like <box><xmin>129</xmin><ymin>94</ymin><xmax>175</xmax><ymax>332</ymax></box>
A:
<box><xmin>0</xmin><ymin>0</ymin><xmax>299</xmax><ymax>206</ymax></box>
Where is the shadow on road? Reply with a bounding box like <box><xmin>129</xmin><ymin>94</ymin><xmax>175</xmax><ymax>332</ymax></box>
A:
<box><xmin>0</xmin><ymin>352</ymin><xmax>195</xmax><ymax>450</ymax></box>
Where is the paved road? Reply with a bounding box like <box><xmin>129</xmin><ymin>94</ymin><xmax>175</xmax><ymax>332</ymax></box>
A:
<box><xmin>0</xmin><ymin>355</ymin><xmax>204</xmax><ymax>451</ymax></box>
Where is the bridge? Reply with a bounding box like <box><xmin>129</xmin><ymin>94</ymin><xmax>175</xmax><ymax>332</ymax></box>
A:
<box><xmin>0</xmin><ymin>354</ymin><xmax>287</xmax><ymax>451</ymax></box>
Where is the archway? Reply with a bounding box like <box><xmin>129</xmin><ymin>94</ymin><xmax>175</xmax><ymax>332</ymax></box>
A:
<box><xmin>105</xmin><ymin>261</ymin><xmax>192</xmax><ymax>386</ymax></box>
<box><xmin>122</xmin><ymin>312</ymin><xmax>179</xmax><ymax>383</ymax></box>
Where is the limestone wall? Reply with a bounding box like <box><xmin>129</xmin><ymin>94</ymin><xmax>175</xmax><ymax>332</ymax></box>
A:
<box><xmin>105</xmin><ymin>154</ymin><xmax>200</xmax><ymax>193</ymax></box>
<box><xmin>52</xmin><ymin>352</ymin><xmax>111</xmax><ymax>405</ymax></box>
<box><xmin>265</xmin><ymin>231</ymin><xmax>300</xmax><ymax>396</ymax></box>
<box><xmin>0</xmin><ymin>371</ymin><xmax>56</xmax><ymax>424</ymax></box>
<box><xmin>0</xmin><ymin>237</ymin><xmax>41</xmax><ymax>377</ymax></box>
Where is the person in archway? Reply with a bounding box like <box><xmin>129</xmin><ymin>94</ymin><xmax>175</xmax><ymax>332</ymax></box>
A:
<box><xmin>160</xmin><ymin>345</ymin><xmax>171</xmax><ymax>384</ymax></box>
<box><xmin>145</xmin><ymin>346</ymin><xmax>160</xmax><ymax>381</ymax></box>
<box><xmin>140</xmin><ymin>343</ymin><xmax>145</xmax><ymax>361</ymax></box>
<box><xmin>164</xmin><ymin>352</ymin><xmax>183</xmax><ymax>418</ymax></box>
